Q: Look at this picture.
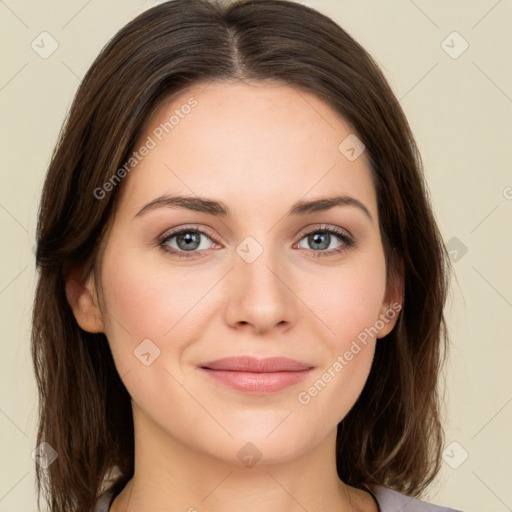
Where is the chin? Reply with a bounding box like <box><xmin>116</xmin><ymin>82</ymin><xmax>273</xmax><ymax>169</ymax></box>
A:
<box><xmin>191</xmin><ymin>422</ymin><xmax>320</xmax><ymax>468</ymax></box>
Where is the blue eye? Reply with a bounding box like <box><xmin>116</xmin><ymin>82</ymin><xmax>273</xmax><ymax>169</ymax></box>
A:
<box><xmin>158</xmin><ymin>227</ymin><xmax>215</xmax><ymax>258</ymax></box>
<box><xmin>157</xmin><ymin>225</ymin><xmax>355</xmax><ymax>259</ymax></box>
<box><xmin>296</xmin><ymin>226</ymin><xmax>354</xmax><ymax>257</ymax></box>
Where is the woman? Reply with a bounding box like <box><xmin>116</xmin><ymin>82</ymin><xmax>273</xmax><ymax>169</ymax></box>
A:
<box><xmin>31</xmin><ymin>0</ymin><xmax>463</xmax><ymax>510</ymax></box>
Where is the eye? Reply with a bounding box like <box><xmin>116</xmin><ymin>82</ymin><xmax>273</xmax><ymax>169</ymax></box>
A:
<box><xmin>296</xmin><ymin>225</ymin><xmax>355</xmax><ymax>257</ymax></box>
<box><xmin>157</xmin><ymin>224</ymin><xmax>355</xmax><ymax>259</ymax></box>
<box><xmin>157</xmin><ymin>226</ymin><xmax>218</xmax><ymax>258</ymax></box>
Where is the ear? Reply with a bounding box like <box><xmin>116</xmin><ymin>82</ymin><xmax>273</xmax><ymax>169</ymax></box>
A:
<box><xmin>375</xmin><ymin>256</ymin><xmax>404</xmax><ymax>340</ymax></box>
<box><xmin>65</xmin><ymin>265</ymin><xmax>105</xmax><ymax>333</ymax></box>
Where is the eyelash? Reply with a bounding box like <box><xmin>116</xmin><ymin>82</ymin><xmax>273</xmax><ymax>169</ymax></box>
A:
<box><xmin>157</xmin><ymin>224</ymin><xmax>355</xmax><ymax>259</ymax></box>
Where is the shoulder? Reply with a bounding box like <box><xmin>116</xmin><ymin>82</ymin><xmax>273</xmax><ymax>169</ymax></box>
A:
<box><xmin>370</xmin><ymin>484</ymin><xmax>465</xmax><ymax>512</ymax></box>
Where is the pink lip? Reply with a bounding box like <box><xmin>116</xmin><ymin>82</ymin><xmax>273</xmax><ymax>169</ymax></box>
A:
<box><xmin>198</xmin><ymin>356</ymin><xmax>314</xmax><ymax>394</ymax></box>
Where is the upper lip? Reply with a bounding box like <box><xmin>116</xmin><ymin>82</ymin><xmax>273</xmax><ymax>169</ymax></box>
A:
<box><xmin>199</xmin><ymin>356</ymin><xmax>313</xmax><ymax>372</ymax></box>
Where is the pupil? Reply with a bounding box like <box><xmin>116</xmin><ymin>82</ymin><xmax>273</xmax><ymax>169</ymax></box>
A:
<box><xmin>178</xmin><ymin>232</ymin><xmax>200</xmax><ymax>251</ymax></box>
<box><xmin>310</xmin><ymin>232</ymin><xmax>329</xmax><ymax>250</ymax></box>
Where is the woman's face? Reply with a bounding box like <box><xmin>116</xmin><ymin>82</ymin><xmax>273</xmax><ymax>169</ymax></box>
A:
<box><xmin>86</xmin><ymin>80</ymin><xmax>401</xmax><ymax>465</ymax></box>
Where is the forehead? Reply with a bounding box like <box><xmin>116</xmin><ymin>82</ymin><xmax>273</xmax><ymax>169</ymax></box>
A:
<box><xmin>116</xmin><ymin>80</ymin><xmax>377</xmax><ymax>223</ymax></box>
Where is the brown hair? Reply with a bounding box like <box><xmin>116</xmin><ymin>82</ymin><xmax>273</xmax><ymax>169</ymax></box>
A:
<box><xmin>32</xmin><ymin>0</ymin><xmax>451</xmax><ymax>510</ymax></box>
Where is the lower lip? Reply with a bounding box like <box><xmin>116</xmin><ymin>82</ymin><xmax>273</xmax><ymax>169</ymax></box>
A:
<box><xmin>199</xmin><ymin>368</ymin><xmax>312</xmax><ymax>393</ymax></box>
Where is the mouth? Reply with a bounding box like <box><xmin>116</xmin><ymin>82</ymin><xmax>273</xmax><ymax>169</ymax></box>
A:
<box><xmin>198</xmin><ymin>356</ymin><xmax>314</xmax><ymax>394</ymax></box>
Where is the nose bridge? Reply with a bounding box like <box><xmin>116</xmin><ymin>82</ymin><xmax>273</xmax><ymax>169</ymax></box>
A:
<box><xmin>224</xmin><ymin>231</ymin><xmax>296</xmax><ymax>332</ymax></box>
<box><xmin>235</xmin><ymin>231</ymin><xmax>286</xmax><ymax>296</ymax></box>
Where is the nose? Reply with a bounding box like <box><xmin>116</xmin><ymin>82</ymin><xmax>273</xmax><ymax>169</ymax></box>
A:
<box><xmin>223</xmin><ymin>245</ymin><xmax>297</xmax><ymax>335</ymax></box>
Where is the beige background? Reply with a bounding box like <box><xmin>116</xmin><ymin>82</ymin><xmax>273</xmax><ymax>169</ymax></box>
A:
<box><xmin>1</xmin><ymin>1</ymin><xmax>511</xmax><ymax>511</ymax></box>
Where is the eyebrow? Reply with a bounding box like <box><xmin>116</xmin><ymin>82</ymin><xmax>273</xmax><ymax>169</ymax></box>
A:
<box><xmin>134</xmin><ymin>193</ymin><xmax>373</xmax><ymax>222</ymax></box>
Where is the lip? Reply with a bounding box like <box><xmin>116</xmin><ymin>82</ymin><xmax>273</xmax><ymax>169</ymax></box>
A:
<box><xmin>198</xmin><ymin>356</ymin><xmax>314</xmax><ymax>394</ymax></box>
<box><xmin>200</xmin><ymin>356</ymin><xmax>313</xmax><ymax>372</ymax></box>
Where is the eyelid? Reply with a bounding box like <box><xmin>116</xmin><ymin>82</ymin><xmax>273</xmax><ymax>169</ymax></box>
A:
<box><xmin>158</xmin><ymin>223</ymin><xmax>217</xmax><ymax>241</ymax></box>
<box><xmin>296</xmin><ymin>223</ymin><xmax>353</xmax><ymax>240</ymax></box>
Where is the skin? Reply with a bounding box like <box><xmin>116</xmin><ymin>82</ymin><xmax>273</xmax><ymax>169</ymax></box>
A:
<box><xmin>67</xmin><ymin>79</ymin><xmax>403</xmax><ymax>512</ymax></box>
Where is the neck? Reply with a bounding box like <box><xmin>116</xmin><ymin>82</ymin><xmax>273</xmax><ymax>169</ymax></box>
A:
<box><xmin>108</xmin><ymin>404</ymin><xmax>377</xmax><ymax>512</ymax></box>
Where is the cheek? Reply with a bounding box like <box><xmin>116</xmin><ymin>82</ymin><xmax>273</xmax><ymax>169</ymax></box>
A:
<box><xmin>100</xmin><ymin>245</ymin><xmax>207</xmax><ymax>339</ymax></box>
<box><xmin>98</xmin><ymin>246</ymin><xmax>177</xmax><ymax>370</ymax></box>
<box><xmin>98</xmin><ymin>246</ymin><xmax>209</xmax><ymax>413</ymax></box>
<box><xmin>295</xmin><ymin>251</ymin><xmax>386</xmax><ymax>412</ymax></box>
<box><xmin>308</xmin><ymin>251</ymin><xmax>388</xmax><ymax>352</ymax></box>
